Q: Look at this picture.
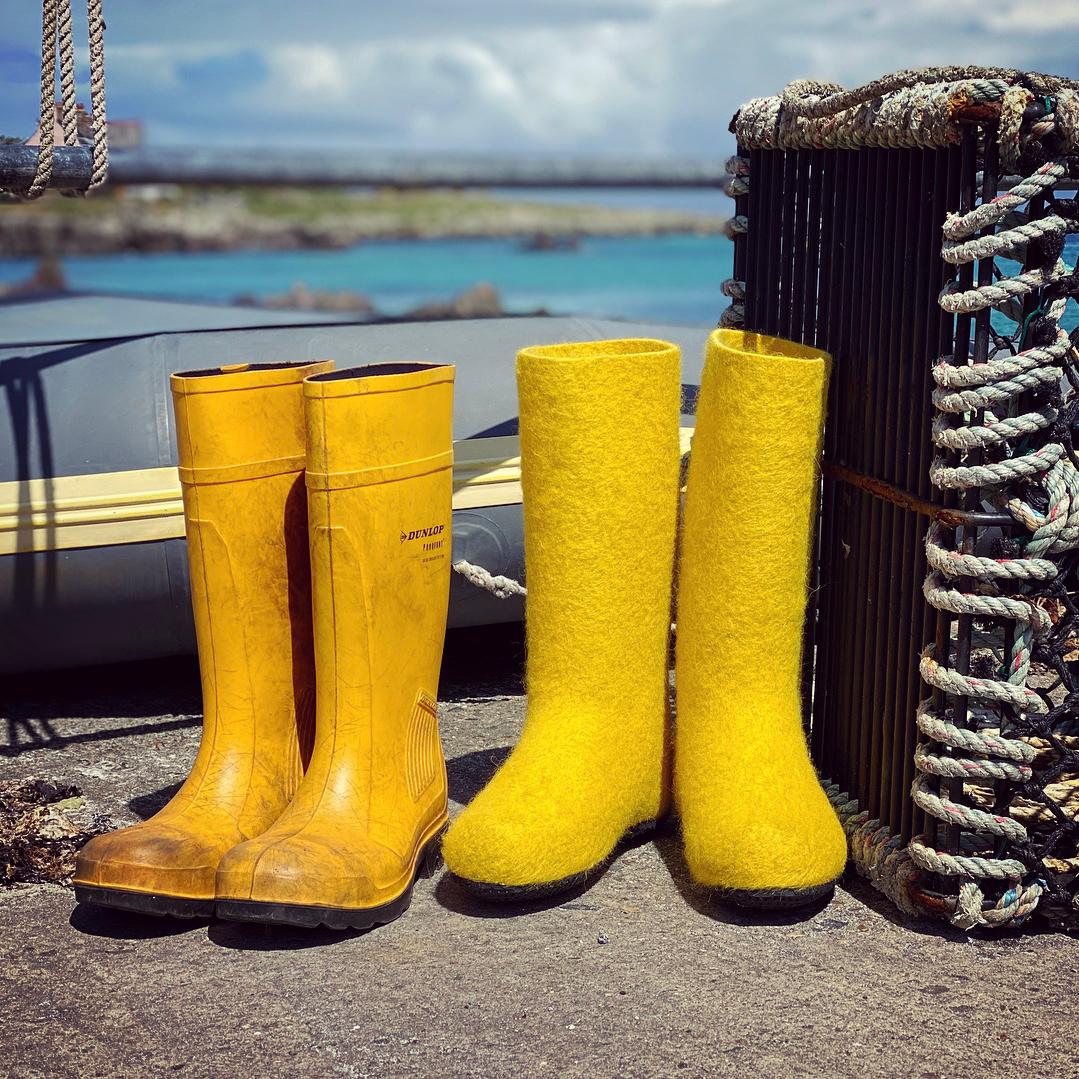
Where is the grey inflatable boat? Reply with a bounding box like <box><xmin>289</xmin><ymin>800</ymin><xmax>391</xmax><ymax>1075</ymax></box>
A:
<box><xmin>0</xmin><ymin>295</ymin><xmax>705</xmax><ymax>673</ymax></box>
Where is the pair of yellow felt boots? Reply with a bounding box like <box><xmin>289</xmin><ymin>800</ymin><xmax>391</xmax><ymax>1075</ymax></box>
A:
<box><xmin>442</xmin><ymin>329</ymin><xmax>847</xmax><ymax>908</ymax></box>
<box><xmin>75</xmin><ymin>359</ymin><xmax>456</xmax><ymax>929</ymax></box>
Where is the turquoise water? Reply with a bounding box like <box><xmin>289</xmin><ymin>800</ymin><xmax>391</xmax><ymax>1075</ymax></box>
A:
<box><xmin>2</xmin><ymin>230</ymin><xmax>1075</xmax><ymax>333</ymax></box>
<box><xmin>0</xmin><ymin>234</ymin><xmax>735</xmax><ymax>327</ymax></box>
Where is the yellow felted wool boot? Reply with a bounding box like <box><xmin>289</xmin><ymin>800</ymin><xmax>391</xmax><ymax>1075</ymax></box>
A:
<box><xmin>214</xmin><ymin>362</ymin><xmax>455</xmax><ymax>930</ymax></box>
<box><xmin>443</xmin><ymin>339</ymin><xmax>681</xmax><ymax>900</ymax></box>
<box><xmin>675</xmin><ymin>328</ymin><xmax>846</xmax><ymax>909</ymax></box>
<box><xmin>74</xmin><ymin>360</ymin><xmax>332</xmax><ymax>917</ymax></box>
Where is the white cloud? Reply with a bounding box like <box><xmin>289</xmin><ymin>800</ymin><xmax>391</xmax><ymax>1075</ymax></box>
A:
<box><xmin>265</xmin><ymin>46</ymin><xmax>351</xmax><ymax>104</ymax></box>
<box><xmin>9</xmin><ymin>0</ymin><xmax>1078</xmax><ymax>154</ymax></box>
<box><xmin>247</xmin><ymin>26</ymin><xmax>669</xmax><ymax>152</ymax></box>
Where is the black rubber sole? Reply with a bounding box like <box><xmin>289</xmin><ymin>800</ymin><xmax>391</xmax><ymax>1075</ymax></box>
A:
<box><xmin>73</xmin><ymin>883</ymin><xmax>214</xmax><ymax>919</ymax></box>
<box><xmin>455</xmin><ymin>818</ymin><xmax>661</xmax><ymax>903</ymax></box>
<box><xmin>214</xmin><ymin>828</ymin><xmax>445</xmax><ymax>930</ymax></box>
<box><xmin>708</xmin><ymin>880</ymin><xmax>837</xmax><ymax>911</ymax></box>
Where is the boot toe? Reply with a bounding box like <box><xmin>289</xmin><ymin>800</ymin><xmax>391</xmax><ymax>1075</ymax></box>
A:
<box><xmin>75</xmin><ymin>821</ymin><xmax>224</xmax><ymax>899</ymax></box>
<box><xmin>218</xmin><ymin>832</ymin><xmax>398</xmax><ymax>909</ymax></box>
<box><xmin>444</xmin><ymin>796</ymin><xmax>616</xmax><ymax>888</ymax></box>
<box><xmin>682</xmin><ymin>787</ymin><xmax>847</xmax><ymax>893</ymax></box>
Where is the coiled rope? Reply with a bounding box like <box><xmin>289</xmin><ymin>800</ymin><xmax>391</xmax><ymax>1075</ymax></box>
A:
<box><xmin>722</xmin><ymin>68</ymin><xmax>1079</xmax><ymax>331</ymax></box>
<box><xmin>719</xmin><ymin>155</ymin><xmax>748</xmax><ymax>329</ymax></box>
<box><xmin>909</xmin><ymin>148</ymin><xmax>1079</xmax><ymax>927</ymax></box>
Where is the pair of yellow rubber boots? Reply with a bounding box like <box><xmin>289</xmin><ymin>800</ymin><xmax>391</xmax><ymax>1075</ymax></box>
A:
<box><xmin>443</xmin><ymin>329</ymin><xmax>848</xmax><ymax>908</ymax></box>
<box><xmin>75</xmin><ymin>360</ymin><xmax>455</xmax><ymax>929</ymax></box>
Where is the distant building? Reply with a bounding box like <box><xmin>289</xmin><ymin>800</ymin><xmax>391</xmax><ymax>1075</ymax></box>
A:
<box><xmin>25</xmin><ymin>103</ymin><xmax>92</xmax><ymax>146</ymax></box>
<box><xmin>23</xmin><ymin>107</ymin><xmax>142</xmax><ymax>150</ymax></box>
<box><xmin>107</xmin><ymin>120</ymin><xmax>143</xmax><ymax>150</ymax></box>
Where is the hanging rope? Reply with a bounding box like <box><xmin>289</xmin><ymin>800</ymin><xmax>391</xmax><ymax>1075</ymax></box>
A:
<box><xmin>86</xmin><ymin>0</ymin><xmax>108</xmax><ymax>191</ymax></box>
<box><xmin>12</xmin><ymin>0</ymin><xmax>108</xmax><ymax>199</ymax></box>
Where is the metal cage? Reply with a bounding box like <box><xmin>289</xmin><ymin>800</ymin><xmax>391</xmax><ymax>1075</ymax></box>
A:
<box><xmin>725</xmin><ymin>71</ymin><xmax>1079</xmax><ymax>929</ymax></box>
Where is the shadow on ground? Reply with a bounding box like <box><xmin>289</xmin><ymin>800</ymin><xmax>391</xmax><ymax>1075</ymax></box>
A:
<box><xmin>69</xmin><ymin>902</ymin><xmax>209</xmax><ymax>940</ymax></box>
<box><xmin>1</xmin><ymin>622</ymin><xmax>526</xmax><ymax>758</ymax></box>
<box><xmin>2</xmin><ymin>655</ymin><xmax>202</xmax><ymax>757</ymax></box>
<box><xmin>652</xmin><ymin>826</ymin><xmax>834</xmax><ymax>927</ymax></box>
<box><xmin>207</xmin><ymin>920</ymin><xmax>369</xmax><ymax>951</ymax></box>
<box><xmin>128</xmin><ymin>782</ymin><xmax>183</xmax><ymax>820</ymax></box>
<box><xmin>446</xmin><ymin>746</ymin><xmax>511</xmax><ymax>806</ymax></box>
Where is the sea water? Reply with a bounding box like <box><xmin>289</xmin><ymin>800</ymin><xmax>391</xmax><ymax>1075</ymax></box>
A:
<box><xmin>0</xmin><ymin>233</ymin><xmax>732</xmax><ymax>327</ymax></box>
<box><xmin>1</xmin><ymin>223</ymin><xmax>1076</xmax><ymax>332</ymax></box>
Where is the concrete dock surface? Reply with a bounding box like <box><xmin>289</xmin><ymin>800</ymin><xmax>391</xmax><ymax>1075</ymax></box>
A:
<box><xmin>3</xmin><ymin>626</ymin><xmax>1078</xmax><ymax>1079</ymax></box>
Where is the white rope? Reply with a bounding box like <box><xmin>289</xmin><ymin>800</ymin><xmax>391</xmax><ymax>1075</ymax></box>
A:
<box><xmin>452</xmin><ymin>561</ymin><xmax>526</xmax><ymax>600</ymax></box>
<box><xmin>915</xmin><ymin>153</ymin><xmax>1079</xmax><ymax>927</ymax></box>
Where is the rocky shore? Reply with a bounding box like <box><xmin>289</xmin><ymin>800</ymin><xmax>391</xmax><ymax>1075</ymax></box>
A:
<box><xmin>234</xmin><ymin>280</ymin><xmax>539</xmax><ymax>320</ymax></box>
<box><xmin>0</xmin><ymin>186</ymin><xmax>726</xmax><ymax>257</ymax></box>
<box><xmin>0</xmin><ymin>256</ymin><xmax>539</xmax><ymax>322</ymax></box>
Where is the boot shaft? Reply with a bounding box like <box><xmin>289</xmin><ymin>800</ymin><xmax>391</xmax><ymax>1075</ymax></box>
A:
<box><xmin>681</xmin><ymin>329</ymin><xmax>829</xmax><ymax>708</ymax></box>
<box><xmin>515</xmin><ymin>340</ymin><xmax>682</xmax><ymax>712</ymax></box>
<box><xmin>300</xmin><ymin>363</ymin><xmax>455</xmax><ymax>851</ymax></box>
<box><xmin>169</xmin><ymin>360</ymin><xmax>332</xmax><ymax>821</ymax></box>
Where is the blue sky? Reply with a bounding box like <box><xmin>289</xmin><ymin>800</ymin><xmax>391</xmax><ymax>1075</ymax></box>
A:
<box><xmin>2</xmin><ymin>0</ymin><xmax>1078</xmax><ymax>157</ymax></box>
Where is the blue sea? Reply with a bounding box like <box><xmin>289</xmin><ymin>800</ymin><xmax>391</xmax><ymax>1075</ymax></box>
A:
<box><xmin>1</xmin><ymin>185</ymin><xmax>1076</xmax><ymax>331</ymax></box>
<box><xmin>0</xmin><ymin>233</ymin><xmax>734</xmax><ymax>328</ymax></box>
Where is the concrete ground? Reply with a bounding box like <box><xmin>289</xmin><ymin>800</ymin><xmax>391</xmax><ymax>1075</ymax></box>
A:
<box><xmin>2</xmin><ymin>625</ymin><xmax>1078</xmax><ymax>1079</ymax></box>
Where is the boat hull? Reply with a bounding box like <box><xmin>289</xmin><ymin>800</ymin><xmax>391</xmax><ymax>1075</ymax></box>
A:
<box><xmin>0</xmin><ymin>300</ymin><xmax>704</xmax><ymax>672</ymax></box>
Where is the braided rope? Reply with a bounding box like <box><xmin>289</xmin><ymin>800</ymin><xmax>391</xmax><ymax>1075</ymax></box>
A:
<box><xmin>9</xmin><ymin>0</ymin><xmax>108</xmax><ymax>198</ymax></box>
<box><xmin>86</xmin><ymin>0</ymin><xmax>108</xmax><ymax>191</ymax></box>
<box><xmin>56</xmin><ymin>0</ymin><xmax>77</xmax><ymax>149</ymax></box>
<box><xmin>24</xmin><ymin>0</ymin><xmax>59</xmax><ymax>199</ymax></box>
<box><xmin>722</xmin><ymin>215</ymin><xmax>748</xmax><ymax>239</ymax></box>
<box><xmin>825</xmin><ymin>784</ymin><xmax>931</xmax><ymax>917</ymax></box>
<box><xmin>718</xmin><ymin>305</ymin><xmax>744</xmax><ymax>329</ymax></box>
<box><xmin>826</xmin><ymin>782</ymin><xmax>1044</xmax><ymax>928</ymax></box>
<box><xmin>931</xmin><ymin>406</ymin><xmax>1054</xmax><ymax>451</ymax></box>
<box><xmin>733</xmin><ymin>69</ymin><xmax>1079</xmax><ymax>167</ymax></box>
<box><xmin>452</xmin><ymin>560</ymin><xmax>526</xmax><ymax>600</ymax></box>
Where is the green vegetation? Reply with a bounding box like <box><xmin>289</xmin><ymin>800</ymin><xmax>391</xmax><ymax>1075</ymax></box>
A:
<box><xmin>238</xmin><ymin>186</ymin><xmax>513</xmax><ymax>225</ymax></box>
<box><xmin>1</xmin><ymin>184</ymin><xmax>725</xmax><ymax>256</ymax></box>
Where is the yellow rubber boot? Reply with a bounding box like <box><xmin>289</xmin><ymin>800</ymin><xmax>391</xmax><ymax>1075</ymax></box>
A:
<box><xmin>215</xmin><ymin>362</ymin><xmax>455</xmax><ymax>930</ymax></box>
<box><xmin>74</xmin><ymin>360</ymin><xmax>332</xmax><ymax>917</ymax></box>
<box><xmin>443</xmin><ymin>339</ymin><xmax>681</xmax><ymax>900</ymax></box>
<box><xmin>675</xmin><ymin>329</ymin><xmax>846</xmax><ymax>909</ymax></box>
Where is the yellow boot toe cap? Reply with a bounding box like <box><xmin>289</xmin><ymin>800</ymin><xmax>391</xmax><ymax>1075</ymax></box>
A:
<box><xmin>682</xmin><ymin>782</ymin><xmax>847</xmax><ymax>893</ymax></box>
<box><xmin>216</xmin><ymin>831</ymin><xmax>410</xmax><ymax>910</ymax></box>
<box><xmin>74</xmin><ymin>822</ymin><xmax>225</xmax><ymax>900</ymax></box>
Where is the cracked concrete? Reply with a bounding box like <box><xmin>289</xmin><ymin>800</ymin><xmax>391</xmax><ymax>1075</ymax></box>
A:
<box><xmin>2</xmin><ymin>625</ymin><xmax>1078</xmax><ymax>1078</ymax></box>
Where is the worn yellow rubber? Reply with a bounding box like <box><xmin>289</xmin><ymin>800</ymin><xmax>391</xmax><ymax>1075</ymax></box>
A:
<box><xmin>675</xmin><ymin>329</ymin><xmax>847</xmax><ymax>906</ymax></box>
<box><xmin>215</xmin><ymin>363</ymin><xmax>455</xmax><ymax>928</ymax></box>
<box><xmin>443</xmin><ymin>339</ymin><xmax>681</xmax><ymax>897</ymax></box>
<box><xmin>74</xmin><ymin>360</ymin><xmax>332</xmax><ymax>915</ymax></box>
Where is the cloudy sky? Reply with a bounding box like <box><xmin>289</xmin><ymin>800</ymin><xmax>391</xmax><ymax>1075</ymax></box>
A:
<box><xmin>2</xmin><ymin>0</ymin><xmax>1078</xmax><ymax>158</ymax></box>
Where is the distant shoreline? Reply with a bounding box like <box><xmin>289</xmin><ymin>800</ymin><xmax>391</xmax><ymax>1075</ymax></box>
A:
<box><xmin>0</xmin><ymin>186</ymin><xmax>727</xmax><ymax>258</ymax></box>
